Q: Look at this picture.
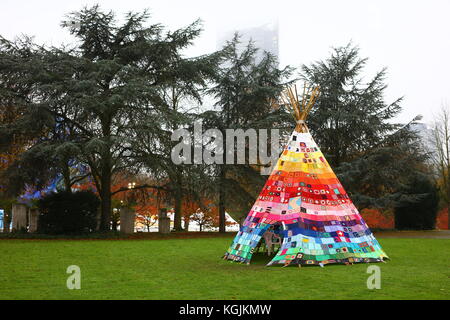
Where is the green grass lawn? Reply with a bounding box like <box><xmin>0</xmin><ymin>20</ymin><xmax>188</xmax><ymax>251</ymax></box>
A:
<box><xmin>0</xmin><ymin>236</ymin><xmax>449</xmax><ymax>300</ymax></box>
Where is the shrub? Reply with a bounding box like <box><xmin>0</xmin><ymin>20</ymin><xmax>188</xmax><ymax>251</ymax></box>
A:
<box><xmin>394</xmin><ymin>175</ymin><xmax>439</xmax><ymax>230</ymax></box>
<box><xmin>38</xmin><ymin>191</ymin><xmax>100</xmax><ymax>234</ymax></box>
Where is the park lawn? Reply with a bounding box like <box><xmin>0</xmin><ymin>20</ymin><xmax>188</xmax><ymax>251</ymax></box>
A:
<box><xmin>0</xmin><ymin>237</ymin><xmax>449</xmax><ymax>300</ymax></box>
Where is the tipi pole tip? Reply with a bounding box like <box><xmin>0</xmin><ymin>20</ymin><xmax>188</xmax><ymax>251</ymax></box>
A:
<box><xmin>278</xmin><ymin>82</ymin><xmax>320</xmax><ymax>133</ymax></box>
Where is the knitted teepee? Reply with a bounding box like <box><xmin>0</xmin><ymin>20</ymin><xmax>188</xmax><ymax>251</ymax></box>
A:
<box><xmin>223</xmin><ymin>84</ymin><xmax>388</xmax><ymax>267</ymax></box>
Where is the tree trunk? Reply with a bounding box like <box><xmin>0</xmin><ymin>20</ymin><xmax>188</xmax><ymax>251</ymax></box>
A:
<box><xmin>100</xmin><ymin>190</ymin><xmax>112</xmax><ymax>231</ymax></box>
<box><xmin>447</xmin><ymin>172</ymin><xmax>450</xmax><ymax>230</ymax></box>
<box><xmin>111</xmin><ymin>219</ymin><xmax>118</xmax><ymax>231</ymax></box>
<box><xmin>99</xmin><ymin>164</ymin><xmax>112</xmax><ymax>231</ymax></box>
<box><xmin>62</xmin><ymin>160</ymin><xmax>72</xmax><ymax>192</ymax></box>
<box><xmin>447</xmin><ymin>205</ymin><xmax>450</xmax><ymax>230</ymax></box>
<box><xmin>184</xmin><ymin>216</ymin><xmax>190</xmax><ymax>231</ymax></box>
<box><xmin>218</xmin><ymin>165</ymin><xmax>226</xmax><ymax>233</ymax></box>
<box><xmin>173</xmin><ymin>168</ymin><xmax>184</xmax><ymax>231</ymax></box>
<box><xmin>95</xmin><ymin>207</ymin><xmax>101</xmax><ymax>231</ymax></box>
<box><xmin>173</xmin><ymin>186</ymin><xmax>183</xmax><ymax>231</ymax></box>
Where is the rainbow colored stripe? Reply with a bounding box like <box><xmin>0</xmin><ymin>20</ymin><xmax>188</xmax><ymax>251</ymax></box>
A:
<box><xmin>224</xmin><ymin>131</ymin><xmax>388</xmax><ymax>266</ymax></box>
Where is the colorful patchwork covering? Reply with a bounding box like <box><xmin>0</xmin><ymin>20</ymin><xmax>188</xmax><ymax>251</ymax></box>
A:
<box><xmin>224</xmin><ymin>131</ymin><xmax>388</xmax><ymax>266</ymax></box>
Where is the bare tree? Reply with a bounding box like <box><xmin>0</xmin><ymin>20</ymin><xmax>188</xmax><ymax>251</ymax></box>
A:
<box><xmin>136</xmin><ymin>213</ymin><xmax>158</xmax><ymax>232</ymax></box>
<box><xmin>190</xmin><ymin>209</ymin><xmax>214</xmax><ymax>232</ymax></box>
<box><xmin>431</xmin><ymin>104</ymin><xmax>450</xmax><ymax>229</ymax></box>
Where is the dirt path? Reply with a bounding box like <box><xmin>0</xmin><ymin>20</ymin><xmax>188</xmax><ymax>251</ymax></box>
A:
<box><xmin>1</xmin><ymin>230</ymin><xmax>449</xmax><ymax>241</ymax></box>
<box><xmin>374</xmin><ymin>230</ymin><xmax>450</xmax><ymax>239</ymax></box>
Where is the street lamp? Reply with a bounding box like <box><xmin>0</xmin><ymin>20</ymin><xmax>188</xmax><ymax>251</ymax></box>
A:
<box><xmin>126</xmin><ymin>182</ymin><xmax>137</xmax><ymax>208</ymax></box>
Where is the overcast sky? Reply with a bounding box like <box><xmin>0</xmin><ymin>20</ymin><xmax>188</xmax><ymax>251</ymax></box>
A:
<box><xmin>1</xmin><ymin>0</ymin><xmax>449</xmax><ymax>124</ymax></box>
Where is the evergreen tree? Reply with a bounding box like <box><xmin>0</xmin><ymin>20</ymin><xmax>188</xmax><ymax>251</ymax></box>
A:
<box><xmin>301</xmin><ymin>43</ymin><xmax>429</xmax><ymax>208</ymax></box>
<box><xmin>128</xmin><ymin>80</ymin><xmax>222</xmax><ymax>231</ymax></box>
<box><xmin>0</xmin><ymin>6</ymin><xmax>220</xmax><ymax>230</ymax></box>
<box><xmin>204</xmin><ymin>35</ymin><xmax>292</xmax><ymax>231</ymax></box>
<box><xmin>394</xmin><ymin>174</ymin><xmax>439</xmax><ymax>230</ymax></box>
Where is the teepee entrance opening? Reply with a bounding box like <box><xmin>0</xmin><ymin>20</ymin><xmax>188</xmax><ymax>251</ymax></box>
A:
<box><xmin>258</xmin><ymin>222</ymin><xmax>283</xmax><ymax>256</ymax></box>
<box><xmin>248</xmin><ymin>222</ymin><xmax>283</xmax><ymax>264</ymax></box>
